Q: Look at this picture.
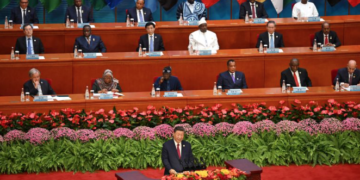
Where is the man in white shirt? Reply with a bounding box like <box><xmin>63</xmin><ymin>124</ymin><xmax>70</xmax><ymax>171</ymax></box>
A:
<box><xmin>292</xmin><ymin>0</ymin><xmax>319</xmax><ymax>19</ymax></box>
<box><xmin>188</xmin><ymin>19</ymin><xmax>219</xmax><ymax>51</ymax></box>
<box><xmin>280</xmin><ymin>58</ymin><xmax>312</xmax><ymax>87</ymax></box>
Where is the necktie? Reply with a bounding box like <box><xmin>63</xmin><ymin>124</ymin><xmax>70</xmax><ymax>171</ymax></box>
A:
<box><xmin>325</xmin><ymin>35</ymin><xmax>329</xmax><ymax>44</ymax></box>
<box><xmin>293</xmin><ymin>71</ymin><xmax>299</xmax><ymax>87</ymax></box>
<box><xmin>27</xmin><ymin>38</ymin><xmax>32</xmax><ymax>55</ymax></box>
<box><xmin>22</xmin><ymin>9</ymin><xmax>26</xmax><ymax>24</ymax></box>
<box><xmin>139</xmin><ymin>10</ymin><xmax>144</xmax><ymax>22</ymax></box>
<box><xmin>177</xmin><ymin>143</ymin><xmax>181</xmax><ymax>159</ymax></box>
<box><xmin>150</xmin><ymin>36</ymin><xmax>154</xmax><ymax>52</ymax></box>
<box><xmin>349</xmin><ymin>74</ymin><xmax>353</xmax><ymax>85</ymax></box>
<box><xmin>270</xmin><ymin>34</ymin><xmax>274</xmax><ymax>49</ymax></box>
<box><xmin>77</xmin><ymin>7</ymin><xmax>81</xmax><ymax>23</ymax></box>
<box><xmin>231</xmin><ymin>73</ymin><xmax>235</xmax><ymax>83</ymax></box>
<box><xmin>251</xmin><ymin>4</ymin><xmax>256</xmax><ymax>19</ymax></box>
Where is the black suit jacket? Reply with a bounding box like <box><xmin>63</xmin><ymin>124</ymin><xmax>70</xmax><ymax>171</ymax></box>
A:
<box><xmin>239</xmin><ymin>1</ymin><xmax>268</xmax><ymax>19</ymax></box>
<box><xmin>256</xmin><ymin>32</ymin><xmax>284</xmax><ymax>48</ymax></box>
<box><xmin>162</xmin><ymin>139</ymin><xmax>194</xmax><ymax>175</ymax></box>
<box><xmin>314</xmin><ymin>30</ymin><xmax>341</xmax><ymax>47</ymax></box>
<box><xmin>74</xmin><ymin>35</ymin><xmax>106</xmax><ymax>53</ymax></box>
<box><xmin>137</xmin><ymin>34</ymin><xmax>165</xmax><ymax>52</ymax></box>
<box><xmin>334</xmin><ymin>68</ymin><xmax>360</xmax><ymax>85</ymax></box>
<box><xmin>65</xmin><ymin>5</ymin><xmax>94</xmax><ymax>23</ymax></box>
<box><xmin>127</xmin><ymin>7</ymin><xmax>153</xmax><ymax>22</ymax></box>
<box><xmin>10</xmin><ymin>6</ymin><xmax>39</xmax><ymax>24</ymax></box>
<box><xmin>280</xmin><ymin>68</ymin><xmax>312</xmax><ymax>87</ymax></box>
<box><xmin>217</xmin><ymin>71</ymin><xmax>248</xmax><ymax>89</ymax></box>
<box><xmin>23</xmin><ymin>79</ymin><xmax>56</xmax><ymax>96</ymax></box>
<box><xmin>15</xmin><ymin>36</ymin><xmax>44</xmax><ymax>54</ymax></box>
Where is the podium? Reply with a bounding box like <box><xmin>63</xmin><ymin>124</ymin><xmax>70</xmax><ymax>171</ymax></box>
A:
<box><xmin>115</xmin><ymin>159</ymin><xmax>262</xmax><ymax>180</ymax></box>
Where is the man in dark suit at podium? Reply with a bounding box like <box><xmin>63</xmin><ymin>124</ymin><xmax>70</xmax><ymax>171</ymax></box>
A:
<box><xmin>256</xmin><ymin>21</ymin><xmax>284</xmax><ymax>48</ymax></box>
<box><xmin>15</xmin><ymin>24</ymin><xmax>44</xmax><ymax>54</ymax></box>
<box><xmin>239</xmin><ymin>0</ymin><xmax>268</xmax><ymax>19</ymax></box>
<box><xmin>24</xmin><ymin>68</ymin><xmax>55</xmax><ymax>96</ymax></box>
<box><xmin>10</xmin><ymin>0</ymin><xmax>39</xmax><ymax>24</ymax></box>
<box><xmin>74</xmin><ymin>25</ymin><xmax>106</xmax><ymax>53</ymax></box>
<box><xmin>65</xmin><ymin>0</ymin><xmax>94</xmax><ymax>23</ymax></box>
<box><xmin>280</xmin><ymin>58</ymin><xmax>312</xmax><ymax>87</ymax></box>
<box><xmin>127</xmin><ymin>0</ymin><xmax>153</xmax><ymax>22</ymax></box>
<box><xmin>217</xmin><ymin>59</ymin><xmax>248</xmax><ymax>89</ymax></box>
<box><xmin>314</xmin><ymin>22</ymin><xmax>341</xmax><ymax>47</ymax></box>
<box><xmin>162</xmin><ymin>126</ymin><xmax>194</xmax><ymax>175</ymax></box>
<box><xmin>334</xmin><ymin>60</ymin><xmax>360</xmax><ymax>87</ymax></box>
<box><xmin>137</xmin><ymin>22</ymin><xmax>165</xmax><ymax>52</ymax></box>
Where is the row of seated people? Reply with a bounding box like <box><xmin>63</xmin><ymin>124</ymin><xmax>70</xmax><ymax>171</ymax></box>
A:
<box><xmin>14</xmin><ymin>20</ymin><xmax>341</xmax><ymax>55</ymax></box>
<box><xmin>10</xmin><ymin>0</ymin><xmax>318</xmax><ymax>25</ymax></box>
<box><xmin>23</xmin><ymin>59</ymin><xmax>360</xmax><ymax>96</ymax></box>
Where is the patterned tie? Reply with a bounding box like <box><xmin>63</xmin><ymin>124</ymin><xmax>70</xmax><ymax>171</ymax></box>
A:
<box><xmin>77</xmin><ymin>7</ymin><xmax>81</xmax><ymax>23</ymax></box>
<box><xmin>139</xmin><ymin>10</ymin><xmax>144</xmax><ymax>22</ymax></box>
<box><xmin>177</xmin><ymin>143</ymin><xmax>181</xmax><ymax>159</ymax></box>
<box><xmin>22</xmin><ymin>9</ymin><xmax>26</xmax><ymax>24</ymax></box>
<box><xmin>349</xmin><ymin>74</ymin><xmax>353</xmax><ymax>85</ymax></box>
<box><xmin>150</xmin><ymin>36</ymin><xmax>154</xmax><ymax>52</ymax></box>
<box><xmin>325</xmin><ymin>35</ymin><xmax>329</xmax><ymax>44</ymax></box>
<box><xmin>270</xmin><ymin>34</ymin><xmax>274</xmax><ymax>49</ymax></box>
<box><xmin>27</xmin><ymin>38</ymin><xmax>32</xmax><ymax>55</ymax></box>
<box><xmin>231</xmin><ymin>73</ymin><xmax>235</xmax><ymax>83</ymax></box>
<box><xmin>251</xmin><ymin>4</ymin><xmax>256</xmax><ymax>19</ymax></box>
<box><xmin>293</xmin><ymin>71</ymin><xmax>299</xmax><ymax>87</ymax></box>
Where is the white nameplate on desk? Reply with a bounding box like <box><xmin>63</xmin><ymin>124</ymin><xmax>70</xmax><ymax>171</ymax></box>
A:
<box><xmin>349</xmin><ymin>85</ymin><xmax>360</xmax><ymax>91</ymax></box>
<box><xmin>266</xmin><ymin>48</ymin><xmax>280</xmax><ymax>54</ymax></box>
<box><xmin>321</xmin><ymin>46</ymin><xmax>335</xmax><ymax>52</ymax></box>
<box><xmin>292</xmin><ymin>87</ymin><xmax>307</xmax><ymax>93</ymax></box>
<box><xmin>83</xmin><ymin>53</ymin><xmax>97</xmax><ymax>58</ymax></box>
<box><xmin>34</xmin><ymin>96</ymin><xmax>48</xmax><ymax>102</ymax></box>
<box><xmin>77</xmin><ymin>23</ymin><xmax>90</xmax><ymax>28</ymax></box>
<box><xmin>199</xmin><ymin>50</ymin><xmax>212</xmax><ymax>55</ymax></box>
<box><xmin>226</xmin><ymin>89</ymin><xmax>242</xmax><ymax>95</ymax></box>
<box><xmin>147</xmin><ymin>52</ymin><xmax>163</xmax><ymax>57</ymax></box>
<box><xmin>99</xmin><ymin>94</ymin><xmax>113</xmax><ymax>99</ymax></box>
<box><xmin>26</xmin><ymin>54</ymin><xmax>39</xmax><ymax>59</ymax></box>
<box><xmin>137</xmin><ymin>22</ymin><xmax>148</xmax><ymax>27</ymax></box>
<box><xmin>164</xmin><ymin>92</ymin><xmax>178</xmax><ymax>97</ymax></box>
<box><xmin>307</xmin><ymin>17</ymin><xmax>321</xmax><ymax>22</ymax></box>
<box><xmin>253</xmin><ymin>18</ymin><xmax>266</xmax><ymax>24</ymax></box>
<box><xmin>188</xmin><ymin>21</ymin><xmax>199</xmax><ymax>26</ymax></box>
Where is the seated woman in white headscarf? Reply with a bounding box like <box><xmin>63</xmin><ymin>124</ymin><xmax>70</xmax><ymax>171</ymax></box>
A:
<box><xmin>92</xmin><ymin>69</ymin><xmax>122</xmax><ymax>93</ymax></box>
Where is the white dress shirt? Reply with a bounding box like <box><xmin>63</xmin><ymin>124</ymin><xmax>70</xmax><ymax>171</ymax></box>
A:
<box><xmin>249</xmin><ymin>2</ymin><xmax>257</xmax><ymax>18</ymax></box>
<box><xmin>25</xmin><ymin>36</ymin><xmax>34</xmax><ymax>54</ymax></box>
<box><xmin>292</xmin><ymin>2</ymin><xmax>319</xmax><ymax>18</ymax></box>
<box><xmin>173</xmin><ymin>140</ymin><xmax>182</xmax><ymax>156</ymax></box>
<box><xmin>186</xmin><ymin>1</ymin><xmax>195</xmax><ymax>13</ymax></box>
<box><xmin>137</xmin><ymin>9</ymin><xmax>145</xmax><ymax>22</ymax></box>
<box><xmin>188</xmin><ymin>30</ymin><xmax>219</xmax><ymax>51</ymax></box>
<box><xmin>76</xmin><ymin>6</ymin><xmax>83</xmax><ymax>23</ymax></box>
<box><xmin>290</xmin><ymin>68</ymin><xmax>302</xmax><ymax>87</ymax></box>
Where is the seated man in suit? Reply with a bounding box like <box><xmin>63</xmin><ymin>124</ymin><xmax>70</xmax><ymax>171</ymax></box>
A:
<box><xmin>15</xmin><ymin>24</ymin><xmax>44</xmax><ymax>54</ymax></box>
<box><xmin>10</xmin><ymin>0</ymin><xmax>39</xmax><ymax>24</ymax></box>
<box><xmin>92</xmin><ymin>69</ymin><xmax>122</xmax><ymax>93</ymax></box>
<box><xmin>177</xmin><ymin>0</ymin><xmax>207</xmax><ymax>21</ymax></box>
<box><xmin>137</xmin><ymin>22</ymin><xmax>165</xmax><ymax>52</ymax></box>
<box><xmin>239</xmin><ymin>0</ymin><xmax>268</xmax><ymax>19</ymax></box>
<box><xmin>74</xmin><ymin>25</ymin><xmax>106</xmax><ymax>53</ymax></box>
<box><xmin>314</xmin><ymin>22</ymin><xmax>341</xmax><ymax>47</ymax></box>
<box><xmin>154</xmin><ymin>66</ymin><xmax>183</xmax><ymax>91</ymax></box>
<box><xmin>162</xmin><ymin>126</ymin><xmax>194</xmax><ymax>175</ymax></box>
<box><xmin>188</xmin><ymin>19</ymin><xmax>219</xmax><ymax>51</ymax></box>
<box><xmin>292</xmin><ymin>0</ymin><xmax>319</xmax><ymax>19</ymax></box>
<box><xmin>23</xmin><ymin>68</ymin><xmax>55</xmax><ymax>96</ymax></box>
<box><xmin>217</xmin><ymin>59</ymin><xmax>248</xmax><ymax>89</ymax></box>
<box><xmin>256</xmin><ymin>21</ymin><xmax>284</xmax><ymax>48</ymax></box>
<box><xmin>127</xmin><ymin>0</ymin><xmax>153</xmax><ymax>22</ymax></box>
<box><xmin>280</xmin><ymin>58</ymin><xmax>312</xmax><ymax>87</ymax></box>
<box><xmin>334</xmin><ymin>60</ymin><xmax>360</xmax><ymax>87</ymax></box>
<box><xmin>65</xmin><ymin>0</ymin><xmax>94</xmax><ymax>23</ymax></box>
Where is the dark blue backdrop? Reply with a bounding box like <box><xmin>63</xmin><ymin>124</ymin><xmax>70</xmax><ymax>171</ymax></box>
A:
<box><xmin>0</xmin><ymin>0</ymin><xmax>359</xmax><ymax>23</ymax></box>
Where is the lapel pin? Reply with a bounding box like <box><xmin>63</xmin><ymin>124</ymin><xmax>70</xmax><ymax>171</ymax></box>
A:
<box><xmin>299</xmin><ymin>72</ymin><xmax>301</xmax><ymax>74</ymax></box>
<box><xmin>144</xmin><ymin>12</ymin><xmax>146</xmax><ymax>15</ymax></box>
<box><xmin>155</xmin><ymin>36</ymin><xmax>157</xmax><ymax>38</ymax></box>
<box><xmin>93</xmin><ymin>38</ymin><xmax>95</xmax><ymax>41</ymax></box>
<box><xmin>28</xmin><ymin>10</ymin><xmax>30</xmax><ymax>13</ymax></box>
<box><xmin>330</xmin><ymin>36</ymin><xmax>332</xmax><ymax>40</ymax></box>
<box><xmin>276</xmin><ymin>36</ymin><xmax>278</xmax><ymax>38</ymax></box>
<box><xmin>256</xmin><ymin>4</ymin><xmax>258</xmax><ymax>8</ymax></box>
<box><xmin>237</xmin><ymin>78</ymin><xmax>239</xmax><ymax>80</ymax></box>
<box><xmin>34</xmin><ymin>39</ymin><xmax>36</xmax><ymax>42</ymax></box>
<box><xmin>82</xmin><ymin>10</ymin><xmax>84</xmax><ymax>13</ymax></box>
<box><xmin>183</xmin><ymin>145</ymin><xmax>185</xmax><ymax>147</ymax></box>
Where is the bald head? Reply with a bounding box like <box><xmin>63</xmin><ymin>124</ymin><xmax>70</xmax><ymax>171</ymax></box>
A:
<box><xmin>289</xmin><ymin>58</ymin><xmax>299</xmax><ymax>72</ymax></box>
<box><xmin>347</xmin><ymin>60</ymin><xmax>357</xmax><ymax>74</ymax></box>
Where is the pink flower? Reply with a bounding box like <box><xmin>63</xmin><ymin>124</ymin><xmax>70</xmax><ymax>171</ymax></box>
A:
<box><xmin>279</xmin><ymin>100</ymin><xmax>285</xmax><ymax>105</ymax></box>
<box><xmin>294</xmin><ymin>99</ymin><xmax>301</xmax><ymax>104</ymax></box>
<box><xmin>109</xmin><ymin>120</ymin><xmax>114</xmax><ymax>124</ymax></box>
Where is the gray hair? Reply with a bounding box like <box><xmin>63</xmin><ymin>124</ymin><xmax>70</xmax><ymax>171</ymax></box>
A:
<box><xmin>29</xmin><ymin>68</ymin><xmax>40</xmax><ymax>78</ymax></box>
<box><xmin>103</xmin><ymin>69</ymin><xmax>113</xmax><ymax>78</ymax></box>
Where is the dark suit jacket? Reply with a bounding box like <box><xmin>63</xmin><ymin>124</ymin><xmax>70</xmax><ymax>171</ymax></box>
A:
<box><xmin>314</xmin><ymin>30</ymin><xmax>341</xmax><ymax>47</ymax></box>
<box><xmin>65</xmin><ymin>5</ymin><xmax>94</xmax><ymax>23</ymax></box>
<box><xmin>154</xmin><ymin>76</ymin><xmax>183</xmax><ymax>91</ymax></box>
<box><xmin>217</xmin><ymin>71</ymin><xmax>248</xmax><ymax>89</ymax></box>
<box><xmin>239</xmin><ymin>0</ymin><xmax>268</xmax><ymax>19</ymax></box>
<box><xmin>280</xmin><ymin>68</ymin><xmax>312</xmax><ymax>87</ymax></box>
<box><xmin>23</xmin><ymin>79</ymin><xmax>56</xmax><ymax>96</ymax></box>
<box><xmin>15</xmin><ymin>36</ymin><xmax>44</xmax><ymax>54</ymax></box>
<box><xmin>162</xmin><ymin>139</ymin><xmax>194</xmax><ymax>175</ymax></box>
<box><xmin>137</xmin><ymin>34</ymin><xmax>165</xmax><ymax>52</ymax></box>
<box><xmin>74</xmin><ymin>35</ymin><xmax>106</xmax><ymax>53</ymax></box>
<box><xmin>126</xmin><ymin>7</ymin><xmax>153</xmax><ymax>22</ymax></box>
<box><xmin>256</xmin><ymin>32</ymin><xmax>284</xmax><ymax>48</ymax></box>
<box><xmin>92</xmin><ymin>81</ymin><xmax>122</xmax><ymax>93</ymax></box>
<box><xmin>334</xmin><ymin>68</ymin><xmax>360</xmax><ymax>85</ymax></box>
<box><xmin>10</xmin><ymin>6</ymin><xmax>39</xmax><ymax>24</ymax></box>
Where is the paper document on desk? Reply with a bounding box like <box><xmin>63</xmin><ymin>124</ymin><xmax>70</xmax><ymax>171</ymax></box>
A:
<box><xmin>54</xmin><ymin>97</ymin><xmax>72</xmax><ymax>101</ymax></box>
<box><xmin>177</xmin><ymin>93</ymin><xmax>183</xmax><ymax>97</ymax></box>
<box><xmin>33</xmin><ymin>26</ymin><xmax>39</xmax><ymax>29</ymax></box>
<box><xmin>320</xmin><ymin>18</ymin><xmax>325</xmax><ymax>22</ymax></box>
<box><xmin>265</xmin><ymin>19</ymin><xmax>269</xmax><ymax>22</ymax></box>
<box><xmin>344</xmin><ymin>87</ymin><xmax>350</xmax><ymax>91</ymax></box>
<box><xmin>90</xmin><ymin>25</ymin><xmax>95</xmax><ymax>28</ymax></box>
<box><xmin>96</xmin><ymin>53</ymin><xmax>103</xmax><ymax>56</ymax></box>
<box><xmin>39</xmin><ymin>56</ymin><xmax>45</xmax><ymax>59</ymax></box>
<box><xmin>278</xmin><ymin>49</ymin><xmax>284</xmax><ymax>53</ymax></box>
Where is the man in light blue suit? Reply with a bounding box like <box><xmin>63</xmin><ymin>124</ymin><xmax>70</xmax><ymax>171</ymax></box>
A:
<box><xmin>65</xmin><ymin>0</ymin><xmax>93</xmax><ymax>23</ymax></box>
<box><xmin>217</xmin><ymin>59</ymin><xmax>248</xmax><ymax>89</ymax></box>
<box><xmin>74</xmin><ymin>25</ymin><xmax>106</xmax><ymax>53</ymax></box>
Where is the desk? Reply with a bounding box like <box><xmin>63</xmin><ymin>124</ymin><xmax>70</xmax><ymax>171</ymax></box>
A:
<box><xmin>0</xmin><ymin>15</ymin><xmax>359</xmax><ymax>54</ymax></box>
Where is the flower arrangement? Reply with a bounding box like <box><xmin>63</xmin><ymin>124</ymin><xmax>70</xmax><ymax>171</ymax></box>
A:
<box><xmin>275</xmin><ymin>120</ymin><xmax>299</xmax><ymax>135</ymax></box>
<box><xmin>232</xmin><ymin>121</ymin><xmax>253</xmax><ymax>137</ymax></box>
<box><xmin>24</xmin><ymin>128</ymin><xmax>50</xmax><ymax>145</ymax></box>
<box><xmin>298</xmin><ymin>119</ymin><xmax>320</xmax><ymax>135</ymax></box>
<box><xmin>319</xmin><ymin>118</ymin><xmax>343</xmax><ymax>134</ymax></box>
<box><xmin>192</xmin><ymin>123</ymin><xmax>216</xmax><ymax>137</ymax></box>
<box><xmin>174</xmin><ymin>123</ymin><xmax>193</xmax><ymax>135</ymax></box>
<box><xmin>94</xmin><ymin>129</ymin><xmax>114</xmax><ymax>140</ymax></box>
<box><xmin>133</xmin><ymin>126</ymin><xmax>156</xmax><ymax>140</ymax></box>
<box><xmin>342</xmin><ymin>117</ymin><xmax>360</xmax><ymax>131</ymax></box>
<box><xmin>252</xmin><ymin>120</ymin><xmax>275</xmax><ymax>133</ymax></box>
<box><xmin>0</xmin><ymin>135</ymin><xmax>3</xmax><ymax>143</ymax></box>
<box><xmin>3</xmin><ymin>130</ymin><xmax>26</xmax><ymax>142</ymax></box>
<box><xmin>50</xmin><ymin>127</ymin><xmax>77</xmax><ymax>141</ymax></box>
<box><xmin>161</xmin><ymin>168</ymin><xmax>246</xmax><ymax>180</ymax></box>
<box><xmin>215</xmin><ymin>122</ymin><xmax>234</xmax><ymax>137</ymax></box>
<box><xmin>154</xmin><ymin>124</ymin><xmax>174</xmax><ymax>139</ymax></box>
<box><xmin>76</xmin><ymin>129</ymin><xmax>96</xmax><ymax>143</ymax></box>
<box><xmin>113</xmin><ymin>128</ymin><xmax>134</xmax><ymax>139</ymax></box>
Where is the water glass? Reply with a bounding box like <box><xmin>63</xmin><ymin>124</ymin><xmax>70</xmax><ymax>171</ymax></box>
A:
<box><xmin>142</xmin><ymin>48</ymin><xmax>147</xmax><ymax>57</ymax></box>
<box><xmin>340</xmin><ymin>82</ymin><xmax>344</xmax><ymax>91</ymax></box>
<box><xmin>15</xmin><ymin>50</ymin><xmax>20</xmax><ymax>60</ymax></box>
<box><xmin>317</xmin><ymin>43</ymin><xmax>322</xmax><ymax>52</ymax></box>
<box><xmin>8</xmin><ymin>20</ymin><xmax>13</xmax><ymax>29</ymax></box>
<box><xmin>286</xmin><ymin>84</ymin><xmax>291</xmax><ymax>93</ymax></box>
<box><xmin>156</xmin><ymin>88</ymin><xmax>160</xmax><ymax>97</ymax></box>
<box><xmin>217</xmin><ymin>86</ymin><xmax>222</xmax><ymax>95</ymax></box>
<box><xmin>130</xmin><ymin>18</ymin><xmax>134</xmax><ymax>27</ymax></box>
<box><xmin>90</xmin><ymin>90</ymin><xmax>94</xmax><ymax>99</ymax></box>
<box><xmin>77</xmin><ymin>49</ymin><xmax>83</xmax><ymax>58</ymax></box>
<box><xmin>25</xmin><ymin>92</ymin><xmax>30</xmax><ymax>102</ymax></box>
<box><xmin>70</xmin><ymin>19</ymin><xmax>74</xmax><ymax>28</ymax></box>
<box><xmin>263</xmin><ymin>44</ymin><xmax>268</xmax><ymax>53</ymax></box>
